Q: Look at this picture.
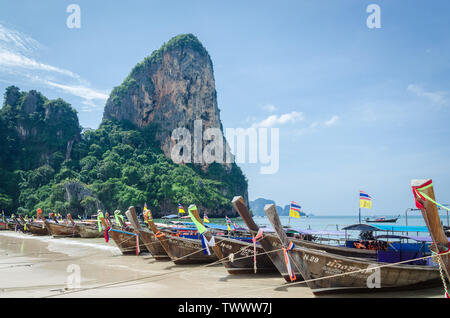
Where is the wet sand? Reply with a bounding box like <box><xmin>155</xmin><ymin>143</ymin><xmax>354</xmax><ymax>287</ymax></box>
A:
<box><xmin>0</xmin><ymin>231</ymin><xmax>444</xmax><ymax>298</ymax></box>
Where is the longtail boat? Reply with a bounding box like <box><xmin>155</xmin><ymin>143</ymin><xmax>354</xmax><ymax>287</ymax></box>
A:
<box><xmin>125</xmin><ymin>207</ymin><xmax>170</xmax><ymax>260</ymax></box>
<box><xmin>264</xmin><ymin>203</ymin><xmax>441</xmax><ymax>295</ymax></box>
<box><xmin>231</xmin><ymin>197</ymin><xmax>378</xmax><ymax>282</ymax></box>
<box><xmin>78</xmin><ymin>224</ymin><xmax>104</xmax><ymax>238</ymax></box>
<box><xmin>17</xmin><ymin>215</ymin><xmax>31</xmax><ymax>233</ymax></box>
<box><xmin>209</xmin><ymin>232</ymin><xmax>278</xmax><ymax>274</ymax></box>
<box><xmin>76</xmin><ymin>212</ymin><xmax>104</xmax><ymax>238</ymax></box>
<box><xmin>365</xmin><ymin>216</ymin><xmax>400</xmax><ymax>223</ymax></box>
<box><xmin>6</xmin><ymin>216</ymin><xmax>19</xmax><ymax>231</ymax></box>
<box><xmin>25</xmin><ymin>212</ymin><xmax>50</xmax><ymax>236</ymax></box>
<box><xmin>188</xmin><ymin>204</ymin><xmax>278</xmax><ymax>274</ymax></box>
<box><xmin>149</xmin><ymin>209</ymin><xmax>218</xmax><ymax>264</ymax></box>
<box><xmin>232</xmin><ymin>196</ymin><xmax>303</xmax><ymax>282</ymax></box>
<box><xmin>100</xmin><ymin>211</ymin><xmax>145</xmax><ymax>255</ymax></box>
<box><xmin>412</xmin><ymin>179</ymin><xmax>450</xmax><ymax>295</ymax></box>
<box><xmin>44</xmin><ymin>213</ymin><xmax>80</xmax><ymax>238</ymax></box>
<box><xmin>27</xmin><ymin>221</ymin><xmax>49</xmax><ymax>235</ymax></box>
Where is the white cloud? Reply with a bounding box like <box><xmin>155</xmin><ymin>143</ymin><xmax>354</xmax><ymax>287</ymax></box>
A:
<box><xmin>407</xmin><ymin>84</ymin><xmax>447</xmax><ymax>104</ymax></box>
<box><xmin>324</xmin><ymin>115</ymin><xmax>339</xmax><ymax>127</ymax></box>
<box><xmin>292</xmin><ymin>115</ymin><xmax>340</xmax><ymax>137</ymax></box>
<box><xmin>45</xmin><ymin>81</ymin><xmax>109</xmax><ymax>101</ymax></box>
<box><xmin>0</xmin><ymin>23</ymin><xmax>40</xmax><ymax>53</ymax></box>
<box><xmin>0</xmin><ymin>50</ymin><xmax>80</xmax><ymax>79</ymax></box>
<box><xmin>251</xmin><ymin>111</ymin><xmax>304</xmax><ymax>128</ymax></box>
<box><xmin>0</xmin><ymin>23</ymin><xmax>108</xmax><ymax>111</ymax></box>
<box><xmin>262</xmin><ymin>104</ymin><xmax>277</xmax><ymax>113</ymax></box>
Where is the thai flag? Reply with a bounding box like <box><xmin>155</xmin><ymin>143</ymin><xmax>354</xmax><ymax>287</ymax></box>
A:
<box><xmin>290</xmin><ymin>201</ymin><xmax>302</xmax><ymax>212</ymax></box>
<box><xmin>359</xmin><ymin>190</ymin><xmax>372</xmax><ymax>201</ymax></box>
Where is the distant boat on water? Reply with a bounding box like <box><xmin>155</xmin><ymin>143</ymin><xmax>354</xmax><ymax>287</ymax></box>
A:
<box><xmin>365</xmin><ymin>215</ymin><xmax>400</xmax><ymax>223</ymax></box>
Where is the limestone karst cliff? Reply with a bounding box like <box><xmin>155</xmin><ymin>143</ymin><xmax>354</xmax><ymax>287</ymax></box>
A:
<box><xmin>0</xmin><ymin>34</ymin><xmax>248</xmax><ymax>217</ymax></box>
<box><xmin>103</xmin><ymin>34</ymin><xmax>228</xmax><ymax>165</ymax></box>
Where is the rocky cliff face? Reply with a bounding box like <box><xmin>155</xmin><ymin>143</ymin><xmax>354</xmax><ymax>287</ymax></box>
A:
<box><xmin>250</xmin><ymin>198</ymin><xmax>284</xmax><ymax>217</ymax></box>
<box><xmin>103</xmin><ymin>34</ymin><xmax>228</xmax><ymax>166</ymax></box>
<box><xmin>0</xmin><ymin>86</ymin><xmax>81</xmax><ymax>170</ymax></box>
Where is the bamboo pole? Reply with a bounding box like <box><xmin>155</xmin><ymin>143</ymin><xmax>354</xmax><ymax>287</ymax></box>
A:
<box><xmin>411</xmin><ymin>179</ymin><xmax>450</xmax><ymax>280</ymax></box>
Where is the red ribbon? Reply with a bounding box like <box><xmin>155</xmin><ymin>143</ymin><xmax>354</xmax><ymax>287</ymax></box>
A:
<box><xmin>104</xmin><ymin>226</ymin><xmax>110</xmax><ymax>242</ymax></box>
<box><xmin>136</xmin><ymin>234</ymin><xmax>140</xmax><ymax>255</ymax></box>
<box><xmin>252</xmin><ymin>229</ymin><xmax>263</xmax><ymax>273</ymax></box>
<box><xmin>411</xmin><ymin>179</ymin><xmax>433</xmax><ymax>209</ymax></box>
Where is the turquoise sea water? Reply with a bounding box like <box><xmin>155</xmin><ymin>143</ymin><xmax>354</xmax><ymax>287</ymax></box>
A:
<box><xmin>204</xmin><ymin>214</ymin><xmax>449</xmax><ymax>230</ymax></box>
<box><xmin>158</xmin><ymin>213</ymin><xmax>450</xmax><ymax>241</ymax></box>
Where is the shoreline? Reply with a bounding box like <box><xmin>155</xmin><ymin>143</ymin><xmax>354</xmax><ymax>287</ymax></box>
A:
<box><xmin>0</xmin><ymin>231</ymin><xmax>443</xmax><ymax>298</ymax></box>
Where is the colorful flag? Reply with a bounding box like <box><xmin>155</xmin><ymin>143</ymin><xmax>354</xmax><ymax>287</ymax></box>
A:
<box><xmin>225</xmin><ymin>216</ymin><xmax>232</xmax><ymax>231</ymax></box>
<box><xmin>289</xmin><ymin>201</ymin><xmax>302</xmax><ymax>218</ymax></box>
<box><xmin>203</xmin><ymin>214</ymin><xmax>210</xmax><ymax>223</ymax></box>
<box><xmin>37</xmin><ymin>208</ymin><xmax>42</xmax><ymax>221</ymax></box>
<box><xmin>178</xmin><ymin>204</ymin><xmax>186</xmax><ymax>214</ymax></box>
<box><xmin>143</xmin><ymin>203</ymin><xmax>153</xmax><ymax>221</ymax></box>
<box><xmin>359</xmin><ymin>190</ymin><xmax>372</xmax><ymax>209</ymax></box>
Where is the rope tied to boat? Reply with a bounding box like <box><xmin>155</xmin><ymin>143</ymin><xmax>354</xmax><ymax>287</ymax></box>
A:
<box><xmin>283</xmin><ymin>241</ymin><xmax>296</xmax><ymax>282</ymax></box>
<box><xmin>107</xmin><ymin>228</ymin><xmax>140</xmax><ymax>255</ymax></box>
<box><xmin>252</xmin><ymin>229</ymin><xmax>263</xmax><ymax>273</ymax></box>
<box><xmin>431</xmin><ymin>243</ymin><xmax>450</xmax><ymax>298</ymax></box>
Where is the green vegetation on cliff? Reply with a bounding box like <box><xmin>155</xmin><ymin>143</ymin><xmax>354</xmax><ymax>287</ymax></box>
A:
<box><xmin>0</xmin><ymin>87</ymin><xmax>248</xmax><ymax>217</ymax></box>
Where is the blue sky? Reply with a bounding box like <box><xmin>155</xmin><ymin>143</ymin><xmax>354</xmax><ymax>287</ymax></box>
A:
<box><xmin>1</xmin><ymin>1</ymin><xmax>450</xmax><ymax>215</ymax></box>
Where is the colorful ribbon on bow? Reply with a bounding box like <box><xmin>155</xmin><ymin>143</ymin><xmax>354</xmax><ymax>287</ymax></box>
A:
<box><xmin>135</xmin><ymin>233</ymin><xmax>140</xmax><ymax>255</ymax></box>
<box><xmin>200</xmin><ymin>234</ymin><xmax>215</xmax><ymax>255</ymax></box>
<box><xmin>97</xmin><ymin>212</ymin><xmax>104</xmax><ymax>232</ymax></box>
<box><xmin>188</xmin><ymin>204</ymin><xmax>207</xmax><ymax>234</ymax></box>
<box><xmin>412</xmin><ymin>180</ymin><xmax>450</xmax><ymax>211</ymax></box>
<box><xmin>252</xmin><ymin>229</ymin><xmax>264</xmax><ymax>273</ymax></box>
<box><xmin>104</xmin><ymin>226</ymin><xmax>110</xmax><ymax>242</ymax></box>
<box><xmin>283</xmin><ymin>241</ymin><xmax>296</xmax><ymax>282</ymax></box>
<box><xmin>114</xmin><ymin>211</ymin><xmax>124</xmax><ymax>226</ymax></box>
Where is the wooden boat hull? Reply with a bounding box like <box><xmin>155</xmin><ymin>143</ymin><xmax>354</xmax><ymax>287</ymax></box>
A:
<box><xmin>107</xmin><ymin>228</ymin><xmax>146</xmax><ymax>255</ymax></box>
<box><xmin>45</xmin><ymin>221</ymin><xmax>80</xmax><ymax>237</ymax></box>
<box><xmin>294</xmin><ymin>239</ymin><xmax>377</xmax><ymax>259</ymax></box>
<box><xmin>0</xmin><ymin>222</ymin><xmax>8</xmax><ymax>230</ymax></box>
<box><xmin>365</xmin><ymin>218</ymin><xmax>398</xmax><ymax>223</ymax></box>
<box><xmin>135</xmin><ymin>229</ymin><xmax>170</xmax><ymax>260</ymax></box>
<box><xmin>214</xmin><ymin>236</ymin><xmax>278</xmax><ymax>274</ymax></box>
<box><xmin>28</xmin><ymin>222</ymin><xmax>49</xmax><ymax>235</ymax></box>
<box><xmin>263</xmin><ymin>202</ymin><xmax>441</xmax><ymax>295</ymax></box>
<box><xmin>7</xmin><ymin>222</ymin><xmax>18</xmax><ymax>231</ymax></box>
<box><xmin>280</xmin><ymin>241</ymin><xmax>440</xmax><ymax>295</ymax></box>
<box><xmin>160</xmin><ymin>234</ymin><xmax>218</xmax><ymax>264</ymax></box>
<box><xmin>78</xmin><ymin>225</ymin><xmax>104</xmax><ymax>238</ymax></box>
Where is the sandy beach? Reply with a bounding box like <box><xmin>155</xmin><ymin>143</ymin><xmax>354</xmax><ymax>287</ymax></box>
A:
<box><xmin>0</xmin><ymin>231</ymin><xmax>444</xmax><ymax>298</ymax></box>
